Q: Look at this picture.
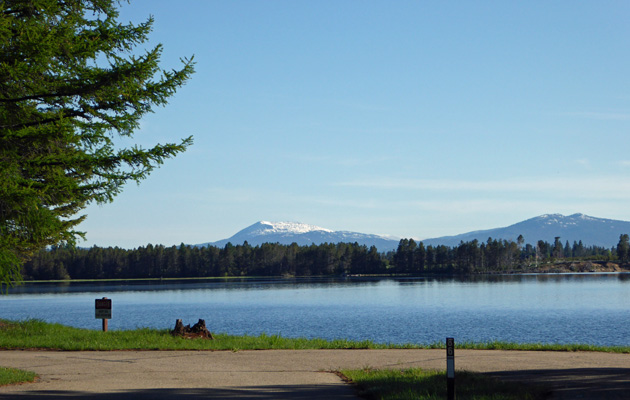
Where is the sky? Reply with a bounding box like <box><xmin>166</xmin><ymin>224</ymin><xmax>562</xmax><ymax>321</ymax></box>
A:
<box><xmin>77</xmin><ymin>0</ymin><xmax>630</xmax><ymax>248</ymax></box>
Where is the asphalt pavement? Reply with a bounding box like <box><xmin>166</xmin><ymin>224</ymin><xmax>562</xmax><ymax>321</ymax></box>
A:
<box><xmin>1</xmin><ymin>349</ymin><xmax>629</xmax><ymax>399</ymax></box>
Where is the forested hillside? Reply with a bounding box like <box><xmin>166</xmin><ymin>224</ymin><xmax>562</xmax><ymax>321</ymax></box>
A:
<box><xmin>22</xmin><ymin>234</ymin><xmax>630</xmax><ymax>280</ymax></box>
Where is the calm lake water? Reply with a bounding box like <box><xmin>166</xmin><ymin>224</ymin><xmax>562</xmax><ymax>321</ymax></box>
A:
<box><xmin>2</xmin><ymin>274</ymin><xmax>630</xmax><ymax>346</ymax></box>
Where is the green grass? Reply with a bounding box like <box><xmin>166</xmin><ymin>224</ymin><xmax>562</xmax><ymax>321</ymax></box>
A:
<box><xmin>341</xmin><ymin>367</ymin><xmax>548</xmax><ymax>400</ymax></box>
<box><xmin>1</xmin><ymin>319</ymin><xmax>629</xmax><ymax>353</ymax></box>
<box><xmin>0</xmin><ymin>367</ymin><xmax>37</xmax><ymax>387</ymax></box>
<box><xmin>451</xmin><ymin>340</ymin><xmax>630</xmax><ymax>353</ymax></box>
<box><xmin>0</xmin><ymin>319</ymin><xmax>405</xmax><ymax>351</ymax></box>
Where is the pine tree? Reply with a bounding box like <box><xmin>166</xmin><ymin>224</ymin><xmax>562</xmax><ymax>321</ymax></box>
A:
<box><xmin>617</xmin><ymin>234</ymin><xmax>630</xmax><ymax>264</ymax></box>
<box><xmin>0</xmin><ymin>0</ymin><xmax>195</xmax><ymax>288</ymax></box>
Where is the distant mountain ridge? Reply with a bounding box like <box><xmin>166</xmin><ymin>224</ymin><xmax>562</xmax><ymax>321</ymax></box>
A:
<box><xmin>196</xmin><ymin>221</ymin><xmax>401</xmax><ymax>252</ymax></box>
<box><xmin>421</xmin><ymin>213</ymin><xmax>630</xmax><ymax>248</ymax></box>
<box><xmin>196</xmin><ymin>214</ymin><xmax>630</xmax><ymax>252</ymax></box>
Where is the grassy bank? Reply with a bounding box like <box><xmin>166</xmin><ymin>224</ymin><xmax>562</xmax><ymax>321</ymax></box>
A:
<box><xmin>0</xmin><ymin>319</ymin><xmax>410</xmax><ymax>351</ymax></box>
<box><xmin>1</xmin><ymin>319</ymin><xmax>629</xmax><ymax>353</ymax></box>
<box><xmin>341</xmin><ymin>368</ymin><xmax>548</xmax><ymax>400</ymax></box>
<box><xmin>0</xmin><ymin>367</ymin><xmax>37</xmax><ymax>387</ymax></box>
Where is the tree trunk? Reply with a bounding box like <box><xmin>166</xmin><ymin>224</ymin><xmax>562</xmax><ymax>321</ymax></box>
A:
<box><xmin>171</xmin><ymin>319</ymin><xmax>214</xmax><ymax>339</ymax></box>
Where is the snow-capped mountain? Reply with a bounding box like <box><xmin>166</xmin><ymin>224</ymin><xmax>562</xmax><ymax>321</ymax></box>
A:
<box><xmin>196</xmin><ymin>221</ymin><xmax>400</xmax><ymax>252</ymax></box>
<box><xmin>196</xmin><ymin>214</ymin><xmax>630</xmax><ymax>252</ymax></box>
<box><xmin>421</xmin><ymin>213</ymin><xmax>630</xmax><ymax>248</ymax></box>
<box><xmin>239</xmin><ymin>221</ymin><xmax>333</xmax><ymax>236</ymax></box>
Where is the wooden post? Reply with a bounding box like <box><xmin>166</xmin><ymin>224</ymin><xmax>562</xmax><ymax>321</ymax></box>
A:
<box><xmin>102</xmin><ymin>297</ymin><xmax>108</xmax><ymax>332</ymax></box>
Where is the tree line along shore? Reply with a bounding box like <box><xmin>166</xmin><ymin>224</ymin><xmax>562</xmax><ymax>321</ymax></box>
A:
<box><xmin>21</xmin><ymin>234</ymin><xmax>630</xmax><ymax>281</ymax></box>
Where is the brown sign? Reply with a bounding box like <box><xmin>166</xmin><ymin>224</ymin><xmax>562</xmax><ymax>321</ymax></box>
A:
<box><xmin>95</xmin><ymin>298</ymin><xmax>112</xmax><ymax>319</ymax></box>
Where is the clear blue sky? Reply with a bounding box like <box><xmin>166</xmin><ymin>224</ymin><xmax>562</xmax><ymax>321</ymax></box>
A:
<box><xmin>78</xmin><ymin>0</ymin><xmax>630</xmax><ymax>248</ymax></box>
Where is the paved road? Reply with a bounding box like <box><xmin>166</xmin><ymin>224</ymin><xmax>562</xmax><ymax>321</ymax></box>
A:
<box><xmin>1</xmin><ymin>349</ymin><xmax>629</xmax><ymax>399</ymax></box>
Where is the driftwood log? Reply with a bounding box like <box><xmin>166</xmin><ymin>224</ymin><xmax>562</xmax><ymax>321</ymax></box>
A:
<box><xmin>171</xmin><ymin>319</ymin><xmax>214</xmax><ymax>339</ymax></box>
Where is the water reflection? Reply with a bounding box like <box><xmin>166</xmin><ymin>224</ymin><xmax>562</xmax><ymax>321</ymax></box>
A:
<box><xmin>6</xmin><ymin>273</ymin><xmax>630</xmax><ymax>295</ymax></box>
<box><xmin>6</xmin><ymin>276</ymin><xmax>386</xmax><ymax>295</ymax></box>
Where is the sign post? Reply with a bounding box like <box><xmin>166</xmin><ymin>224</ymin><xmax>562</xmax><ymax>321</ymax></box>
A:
<box><xmin>95</xmin><ymin>297</ymin><xmax>112</xmax><ymax>332</ymax></box>
<box><xmin>446</xmin><ymin>337</ymin><xmax>455</xmax><ymax>400</ymax></box>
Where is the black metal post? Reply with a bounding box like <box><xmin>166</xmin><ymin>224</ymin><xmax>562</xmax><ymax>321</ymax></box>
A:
<box><xmin>446</xmin><ymin>337</ymin><xmax>455</xmax><ymax>400</ymax></box>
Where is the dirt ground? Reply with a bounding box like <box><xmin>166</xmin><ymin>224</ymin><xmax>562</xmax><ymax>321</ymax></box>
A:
<box><xmin>0</xmin><ymin>349</ymin><xmax>628</xmax><ymax>399</ymax></box>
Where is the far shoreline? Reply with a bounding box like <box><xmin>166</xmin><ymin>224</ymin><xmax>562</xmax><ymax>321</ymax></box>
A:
<box><xmin>12</xmin><ymin>264</ymin><xmax>630</xmax><ymax>285</ymax></box>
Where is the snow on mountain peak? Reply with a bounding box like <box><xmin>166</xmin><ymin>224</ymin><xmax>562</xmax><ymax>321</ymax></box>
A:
<box><xmin>199</xmin><ymin>220</ymin><xmax>401</xmax><ymax>251</ymax></box>
<box><xmin>571</xmin><ymin>213</ymin><xmax>595</xmax><ymax>221</ymax></box>
<box><xmin>537</xmin><ymin>213</ymin><xmax>598</xmax><ymax>227</ymax></box>
<box><xmin>257</xmin><ymin>221</ymin><xmax>333</xmax><ymax>235</ymax></box>
<box><xmin>540</xmin><ymin>213</ymin><xmax>563</xmax><ymax>220</ymax></box>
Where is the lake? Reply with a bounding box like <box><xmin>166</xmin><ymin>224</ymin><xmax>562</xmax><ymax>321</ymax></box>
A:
<box><xmin>2</xmin><ymin>274</ymin><xmax>630</xmax><ymax>346</ymax></box>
